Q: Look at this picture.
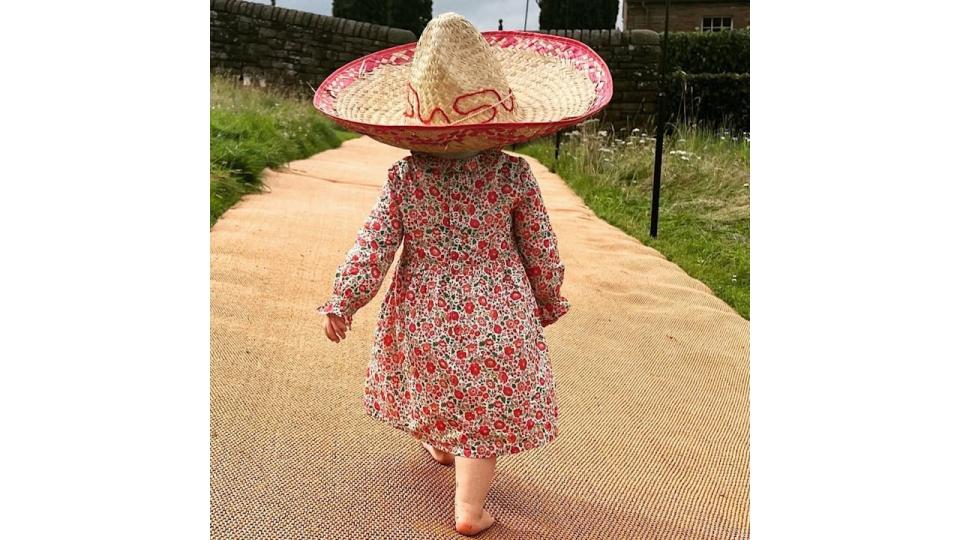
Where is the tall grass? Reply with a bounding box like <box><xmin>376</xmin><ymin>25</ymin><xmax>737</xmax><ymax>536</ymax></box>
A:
<box><xmin>517</xmin><ymin>120</ymin><xmax>750</xmax><ymax>318</ymax></box>
<box><xmin>210</xmin><ymin>76</ymin><xmax>356</xmax><ymax>225</ymax></box>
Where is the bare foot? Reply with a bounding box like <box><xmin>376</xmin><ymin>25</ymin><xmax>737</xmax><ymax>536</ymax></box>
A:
<box><xmin>454</xmin><ymin>503</ymin><xmax>495</xmax><ymax>536</ymax></box>
<box><xmin>421</xmin><ymin>441</ymin><xmax>455</xmax><ymax>466</ymax></box>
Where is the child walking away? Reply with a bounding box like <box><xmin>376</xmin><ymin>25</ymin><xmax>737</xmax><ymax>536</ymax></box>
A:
<box><xmin>313</xmin><ymin>12</ymin><xmax>611</xmax><ymax>536</ymax></box>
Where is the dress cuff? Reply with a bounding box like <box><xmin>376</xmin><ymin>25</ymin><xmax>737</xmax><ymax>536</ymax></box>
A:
<box><xmin>317</xmin><ymin>296</ymin><xmax>354</xmax><ymax>327</ymax></box>
<box><xmin>536</xmin><ymin>297</ymin><xmax>571</xmax><ymax>327</ymax></box>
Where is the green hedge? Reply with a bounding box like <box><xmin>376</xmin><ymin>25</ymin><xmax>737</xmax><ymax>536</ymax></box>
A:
<box><xmin>660</xmin><ymin>29</ymin><xmax>749</xmax><ymax>132</ymax></box>
<box><xmin>665</xmin><ymin>29</ymin><xmax>749</xmax><ymax>74</ymax></box>
<box><xmin>665</xmin><ymin>72</ymin><xmax>749</xmax><ymax>132</ymax></box>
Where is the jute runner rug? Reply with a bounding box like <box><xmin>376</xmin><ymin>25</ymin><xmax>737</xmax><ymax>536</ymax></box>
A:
<box><xmin>211</xmin><ymin>136</ymin><xmax>749</xmax><ymax>539</ymax></box>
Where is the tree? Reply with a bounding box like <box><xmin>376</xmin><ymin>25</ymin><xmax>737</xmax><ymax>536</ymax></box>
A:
<box><xmin>537</xmin><ymin>0</ymin><xmax>618</xmax><ymax>30</ymax></box>
<box><xmin>389</xmin><ymin>0</ymin><xmax>432</xmax><ymax>37</ymax></box>
<box><xmin>332</xmin><ymin>0</ymin><xmax>433</xmax><ymax>37</ymax></box>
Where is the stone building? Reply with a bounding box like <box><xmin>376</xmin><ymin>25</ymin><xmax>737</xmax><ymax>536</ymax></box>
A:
<box><xmin>622</xmin><ymin>0</ymin><xmax>749</xmax><ymax>32</ymax></box>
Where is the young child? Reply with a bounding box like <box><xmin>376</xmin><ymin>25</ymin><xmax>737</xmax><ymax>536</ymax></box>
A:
<box><xmin>312</xmin><ymin>12</ymin><xmax>610</xmax><ymax>536</ymax></box>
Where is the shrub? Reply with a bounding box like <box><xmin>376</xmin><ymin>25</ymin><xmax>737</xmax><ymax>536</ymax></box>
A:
<box><xmin>332</xmin><ymin>0</ymin><xmax>432</xmax><ymax>36</ymax></box>
<box><xmin>665</xmin><ymin>72</ymin><xmax>750</xmax><ymax>132</ymax></box>
<box><xmin>539</xmin><ymin>0</ymin><xmax>619</xmax><ymax>30</ymax></box>
<box><xmin>665</xmin><ymin>29</ymin><xmax>750</xmax><ymax>74</ymax></box>
<box><xmin>659</xmin><ymin>29</ymin><xmax>750</xmax><ymax>133</ymax></box>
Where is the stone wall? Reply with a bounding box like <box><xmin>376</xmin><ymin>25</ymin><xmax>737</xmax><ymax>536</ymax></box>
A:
<box><xmin>541</xmin><ymin>29</ymin><xmax>661</xmax><ymax>131</ymax></box>
<box><xmin>209</xmin><ymin>1</ymin><xmax>660</xmax><ymax>130</ymax></box>
<box><xmin>210</xmin><ymin>0</ymin><xmax>415</xmax><ymax>94</ymax></box>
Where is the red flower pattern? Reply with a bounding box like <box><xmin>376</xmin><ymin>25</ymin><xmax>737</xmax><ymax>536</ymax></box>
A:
<box><xmin>318</xmin><ymin>150</ymin><xmax>570</xmax><ymax>458</ymax></box>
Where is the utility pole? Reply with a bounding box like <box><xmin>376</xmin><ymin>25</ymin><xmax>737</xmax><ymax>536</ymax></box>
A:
<box><xmin>523</xmin><ymin>0</ymin><xmax>530</xmax><ymax>31</ymax></box>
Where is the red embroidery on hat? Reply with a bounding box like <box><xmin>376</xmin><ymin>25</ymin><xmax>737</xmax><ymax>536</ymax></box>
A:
<box><xmin>453</xmin><ymin>88</ymin><xmax>515</xmax><ymax>124</ymax></box>
<box><xmin>404</xmin><ymin>83</ymin><xmax>452</xmax><ymax>125</ymax></box>
<box><xmin>406</xmin><ymin>85</ymin><xmax>517</xmax><ymax>126</ymax></box>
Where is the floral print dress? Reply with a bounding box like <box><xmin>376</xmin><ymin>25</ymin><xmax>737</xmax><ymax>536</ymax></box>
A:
<box><xmin>318</xmin><ymin>149</ymin><xmax>570</xmax><ymax>459</ymax></box>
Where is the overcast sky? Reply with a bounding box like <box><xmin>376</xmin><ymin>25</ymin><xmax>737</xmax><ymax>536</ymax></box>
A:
<box><xmin>247</xmin><ymin>0</ymin><xmax>624</xmax><ymax>32</ymax></box>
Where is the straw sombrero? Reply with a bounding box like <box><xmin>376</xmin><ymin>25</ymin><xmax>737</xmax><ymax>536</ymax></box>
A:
<box><xmin>313</xmin><ymin>12</ymin><xmax>612</xmax><ymax>153</ymax></box>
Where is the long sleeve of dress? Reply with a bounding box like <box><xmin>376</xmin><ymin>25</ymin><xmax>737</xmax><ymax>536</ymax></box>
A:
<box><xmin>317</xmin><ymin>159</ymin><xmax>406</xmax><ymax>327</ymax></box>
<box><xmin>511</xmin><ymin>157</ymin><xmax>571</xmax><ymax>327</ymax></box>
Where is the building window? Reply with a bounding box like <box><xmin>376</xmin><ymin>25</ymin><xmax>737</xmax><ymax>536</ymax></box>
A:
<box><xmin>701</xmin><ymin>17</ymin><xmax>733</xmax><ymax>31</ymax></box>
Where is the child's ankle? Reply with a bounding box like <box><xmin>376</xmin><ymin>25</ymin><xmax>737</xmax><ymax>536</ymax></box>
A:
<box><xmin>454</xmin><ymin>500</ymin><xmax>485</xmax><ymax>520</ymax></box>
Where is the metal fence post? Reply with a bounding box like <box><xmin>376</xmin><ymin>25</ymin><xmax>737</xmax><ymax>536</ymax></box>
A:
<box><xmin>650</xmin><ymin>0</ymin><xmax>671</xmax><ymax>238</ymax></box>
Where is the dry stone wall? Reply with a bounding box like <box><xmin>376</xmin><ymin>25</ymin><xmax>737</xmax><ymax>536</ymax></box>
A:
<box><xmin>210</xmin><ymin>1</ymin><xmax>660</xmax><ymax>129</ymax></box>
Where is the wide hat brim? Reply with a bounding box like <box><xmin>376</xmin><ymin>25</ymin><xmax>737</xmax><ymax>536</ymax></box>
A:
<box><xmin>313</xmin><ymin>31</ymin><xmax>613</xmax><ymax>153</ymax></box>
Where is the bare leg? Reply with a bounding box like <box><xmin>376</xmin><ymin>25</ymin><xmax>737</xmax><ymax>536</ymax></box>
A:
<box><xmin>454</xmin><ymin>455</ymin><xmax>497</xmax><ymax>535</ymax></box>
<box><xmin>422</xmin><ymin>441</ymin><xmax>454</xmax><ymax>466</ymax></box>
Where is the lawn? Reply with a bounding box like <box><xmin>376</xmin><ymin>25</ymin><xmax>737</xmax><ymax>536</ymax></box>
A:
<box><xmin>516</xmin><ymin>120</ymin><xmax>750</xmax><ymax>318</ymax></box>
<box><xmin>210</xmin><ymin>76</ymin><xmax>356</xmax><ymax>225</ymax></box>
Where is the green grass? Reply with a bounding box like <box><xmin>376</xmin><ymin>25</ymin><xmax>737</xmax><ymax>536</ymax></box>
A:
<box><xmin>210</xmin><ymin>76</ymin><xmax>357</xmax><ymax>225</ymax></box>
<box><xmin>516</xmin><ymin>120</ymin><xmax>750</xmax><ymax>318</ymax></box>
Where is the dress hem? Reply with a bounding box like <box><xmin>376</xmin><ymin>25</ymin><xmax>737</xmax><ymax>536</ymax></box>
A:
<box><xmin>362</xmin><ymin>400</ymin><xmax>558</xmax><ymax>459</ymax></box>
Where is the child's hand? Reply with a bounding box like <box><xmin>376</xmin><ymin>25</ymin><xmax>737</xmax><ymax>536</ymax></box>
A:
<box><xmin>324</xmin><ymin>314</ymin><xmax>350</xmax><ymax>343</ymax></box>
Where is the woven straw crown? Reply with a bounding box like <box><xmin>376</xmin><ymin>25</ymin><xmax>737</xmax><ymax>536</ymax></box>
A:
<box><xmin>404</xmin><ymin>13</ymin><xmax>519</xmax><ymax>126</ymax></box>
<box><xmin>314</xmin><ymin>12</ymin><xmax>612</xmax><ymax>152</ymax></box>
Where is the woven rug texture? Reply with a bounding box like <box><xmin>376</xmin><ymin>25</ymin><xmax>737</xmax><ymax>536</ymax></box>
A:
<box><xmin>210</xmin><ymin>136</ymin><xmax>750</xmax><ymax>539</ymax></box>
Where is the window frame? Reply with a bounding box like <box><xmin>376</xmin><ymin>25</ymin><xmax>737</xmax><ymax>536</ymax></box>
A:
<box><xmin>701</xmin><ymin>16</ymin><xmax>734</xmax><ymax>32</ymax></box>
